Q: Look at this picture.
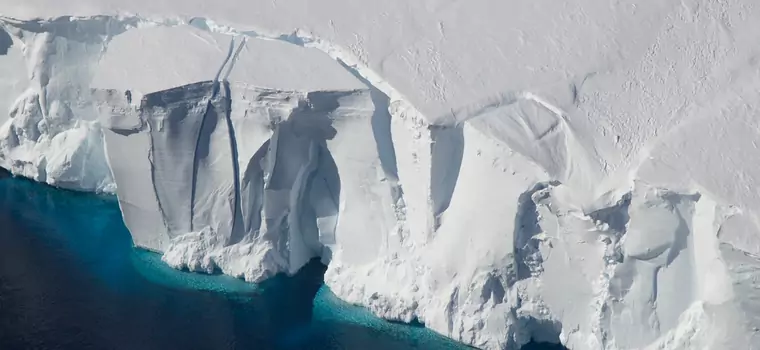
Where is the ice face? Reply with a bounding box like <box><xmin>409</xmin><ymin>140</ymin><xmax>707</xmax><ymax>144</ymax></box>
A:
<box><xmin>0</xmin><ymin>10</ymin><xmax>759</xmax><ymax>350</ymax></box>
<box><xmin>89</xmin><ymin>25</ymin><xmax>398</xmax><ymax>285</ymax></box>
<box><xmin>99</xmin><ymin>86</ymin><xmax>377</xmax><ymax>281</ymax></box>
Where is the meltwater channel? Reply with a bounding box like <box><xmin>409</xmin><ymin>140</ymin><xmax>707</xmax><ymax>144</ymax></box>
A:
<box><xmin>0</xmin><ymin>169</ymin><xmax>564</xmax><ymax>350</ymax></box>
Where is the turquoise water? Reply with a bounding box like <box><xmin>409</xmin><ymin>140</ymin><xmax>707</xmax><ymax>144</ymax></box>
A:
<box><xmin>0</xmin><ymin>171</ymin><xmax>563</xmax><ymax>350</ymax></box>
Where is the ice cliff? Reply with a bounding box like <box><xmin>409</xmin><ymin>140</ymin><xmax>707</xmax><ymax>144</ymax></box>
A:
<box><xmin>1</xmin><ymin>2</ymin><xmax>760</xmax><ymax>349</ymax></box>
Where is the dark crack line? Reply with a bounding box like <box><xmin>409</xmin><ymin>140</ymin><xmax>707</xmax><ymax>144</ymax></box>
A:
<box><xmin>213</xmin><ymin>35</ymin><xmax>237</xmax><ymax>84</ymax></box>
<box><xmin>223</xmin><ymin>37</ymin><xmax>247</xmax><ymax>82</ymax></box>
<box><xmin>221</xmin><ymin>82</ymin><xmax>242</xmax><ymax>240</ymax></box>
<box><xmin>189</xmin><ymin>92</ymin><xmax>215</xmax><ymax>232</ymax></box>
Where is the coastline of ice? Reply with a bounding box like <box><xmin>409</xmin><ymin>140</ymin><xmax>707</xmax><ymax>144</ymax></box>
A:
<box><xmin>0</xmin><ymin>7</ymin><xmax>758</xmax><ymax>349</ymax></box>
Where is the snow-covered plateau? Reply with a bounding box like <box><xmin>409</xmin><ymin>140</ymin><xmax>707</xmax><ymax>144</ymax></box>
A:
<box><xmin>0</xmin><ymin>1</ymin><xmax>759</xmax><ymax>349</ymax></box>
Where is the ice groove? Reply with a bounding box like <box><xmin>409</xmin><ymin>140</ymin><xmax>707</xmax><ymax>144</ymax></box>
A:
<box><xmin>189</xmin><ymin>87</ymin><xmax>215</xmax><ymax>232</ymax></box>
<box><xmin>220</xmin><ymin>82</ymin><xmax>243</xmax><ymax>241</ymax></box>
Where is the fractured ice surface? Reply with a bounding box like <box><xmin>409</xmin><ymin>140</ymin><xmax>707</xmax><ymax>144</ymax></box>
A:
<box><xmin>1</xmin><ymin>6</ymin><xmax>759</xmax><ymax>350</ymax></box>
<box><xmin>91</xmin><ymin>25</ymin><xmax>392</xmax><ymax>283</ymax></box>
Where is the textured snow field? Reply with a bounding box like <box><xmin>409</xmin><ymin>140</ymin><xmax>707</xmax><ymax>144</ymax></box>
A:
<box><xmin>1</xmin><ymin>1</ymin><xmax>760</xmax><ymax>349</ymax></box>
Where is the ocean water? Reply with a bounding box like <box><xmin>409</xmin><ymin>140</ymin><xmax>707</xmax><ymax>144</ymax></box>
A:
<box><xmin>0</xmin><ymin>171</ymin><xmax>565</xmax><ymax>350</ymax></box>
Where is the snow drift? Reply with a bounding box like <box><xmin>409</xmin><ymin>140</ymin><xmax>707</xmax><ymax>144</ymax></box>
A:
<box><xmin>0</xmin><ymin>4</ymin><xmax>759</xmax><ymax>350</ymax></box>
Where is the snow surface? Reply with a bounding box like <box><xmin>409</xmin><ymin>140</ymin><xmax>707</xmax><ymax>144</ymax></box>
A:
<box><xmin>1</xmin><ymin>2</ymin><xmax>760</xmax><ymax>349</ymax></box>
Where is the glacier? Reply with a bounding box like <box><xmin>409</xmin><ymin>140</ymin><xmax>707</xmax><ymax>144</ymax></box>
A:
<box><xmin>0</xmin><ymin>1</ymin><xmax>759</xmax><ymax>349</ymax></box>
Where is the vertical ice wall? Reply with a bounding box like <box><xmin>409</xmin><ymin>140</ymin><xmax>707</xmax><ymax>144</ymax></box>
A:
<box><xmin>99</xmin><ymin>83</ymin><xmax>394</xmax><ymax>280</ymax></box>
<box><xmin>92</xmin><ymin>25</ymin><xmax>396</xmax><ymax>281</ymax></box>
<box><xmin>0</xmin><ymin>17</ymin><xmax>122</xmax><ymax>192</ymax></box>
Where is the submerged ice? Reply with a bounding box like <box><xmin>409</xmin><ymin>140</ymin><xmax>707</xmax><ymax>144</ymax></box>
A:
<box><xmin>0</xmin><ymin>9</ymin><xmax>759</xmax><ymax>350</ymax></box>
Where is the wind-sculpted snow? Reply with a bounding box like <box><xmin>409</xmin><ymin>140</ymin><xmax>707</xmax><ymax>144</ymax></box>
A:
<box><xmin>0</xmin><ymin>10</ymin><xmax>759</xmax><ymax>350</ymax></box>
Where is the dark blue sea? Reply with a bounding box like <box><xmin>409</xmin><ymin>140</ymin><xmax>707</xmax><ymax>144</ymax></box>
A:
<box><xmin>0</xmin><ymin>169</ymin><xmax>564</xmax><ymax>350</ymax></box>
